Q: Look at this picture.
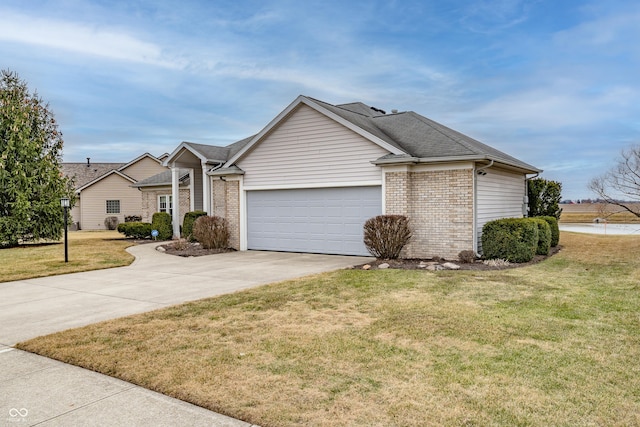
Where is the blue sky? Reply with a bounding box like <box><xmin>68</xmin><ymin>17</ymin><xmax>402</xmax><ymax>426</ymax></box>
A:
<box><xmin>1</xmin><ymin>0</ymin><xmax>638</xmax><ymax>200</ymax></box>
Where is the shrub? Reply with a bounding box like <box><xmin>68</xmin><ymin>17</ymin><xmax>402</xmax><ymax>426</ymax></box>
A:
<box><xmin>104</xmin><ymin>216</ymin><xmax>119</xmax><ymax>230</ymax></box>
<box><xmin>152</xmin><ymin>212</ymin><xmax>173</xmax><ymax>240</ymax></box>
<box><xmin>363</xmin><ymin>215</ymin><xmax>412</xmax><ymax>259</ymax></box>
<box><xmin>193</xmin><ymin>216</ymin><xmax>229</xmax><ymax>249</ymax></box>
<box><xmin>531</xmin><ymin>218</ymin><xmax>552</xmax><ymax>255</ymax></box>
<box><xmin>481</xmin><ymin>218</ymin><xmax>538</xmax><ymax>263</ymax></box>
<box><xmin>116</xmin><ymin>222</ymin><xmax>152</xmax><ymax>239</ymax></box>
<box><xmin>458</xmin><ymin>250</ymin><xmax>477</xmax><ymax>264</ymax></box>
<box><xmin>539</xmin><ymin>216</ymin><xmax>560</xmax><ymax>247</ymax></box>
<box><xmin>125</xmin><ymin>215</ymin><xmax>142</xmax><ymax>223</ymax></box>
<box><xmin>182</xmin><ymin>210</ymin><xmax>208</xmax><ymax>241</ymax></box>
<box><xmin>171</xmin><ymin>238</ymin><xmax>189</xmax><ymax>251</ymax></box>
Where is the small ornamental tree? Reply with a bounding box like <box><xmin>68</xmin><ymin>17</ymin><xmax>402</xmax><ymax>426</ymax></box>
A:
<box><xmin>528</xmin><ymin>178</ymin><xmax>563</xmax><ymax>219</ymax></box>
<box><xmin>0</xmin><ymin>70</ymin><xmax>75</xmax><ymax>247</ymax></box>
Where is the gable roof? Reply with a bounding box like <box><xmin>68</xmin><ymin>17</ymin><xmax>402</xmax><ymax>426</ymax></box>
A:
<box><xmin>62</xmin><ymin>153</ymin><xmax>166</xmax><ymax>191</ymax></box>
<box><xmin>62</xmin><ymin>162</ymin><xmax>126</xmax><ymax>189</ymax></box>
<box><xmin>158</xmin><ymin>95</ymin><xmax>540</xmax><ymax>174</ymax></box>
<box><xmin>76</xmin><ymin>169</ymin><xmax>137</xmax><ymax>192</ymax></box>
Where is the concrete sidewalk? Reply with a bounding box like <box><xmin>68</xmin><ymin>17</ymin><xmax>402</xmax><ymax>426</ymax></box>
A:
<box><xmin>0</xmin><ymin>244</ymin><xmax>371</xmax><ymax>426</ymax></box>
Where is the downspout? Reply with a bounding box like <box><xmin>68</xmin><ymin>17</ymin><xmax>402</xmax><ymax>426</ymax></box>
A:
<box><xmin>473</xmin><ymin>159</ymin><xmax>494</xmax><ymax>255</ymax></box>
<box><xmin>207</xmin><ymin>162</ymin><xmax>224</xmax><ymax>214</ymax></box>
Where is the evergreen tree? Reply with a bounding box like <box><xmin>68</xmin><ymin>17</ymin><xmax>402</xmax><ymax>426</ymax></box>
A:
<box><xmin>528</xmin><ymin>178</ymin><xmax>562</xmax><ymax>219</ymax></box>
<box><xmin>0</xmin><ymin>70</ymin><xmax>74</xmax><ymax>247</ymax></box>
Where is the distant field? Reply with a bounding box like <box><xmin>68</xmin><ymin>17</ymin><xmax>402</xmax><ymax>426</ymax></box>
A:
<box><xmin>560</xmin><ymin>203</ymin><xmax>640</xmax><ymax>223</ymax></box>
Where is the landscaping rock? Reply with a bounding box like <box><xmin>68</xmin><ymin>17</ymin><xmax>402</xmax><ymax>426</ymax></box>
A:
<box><xmin>442</xmin><ymin>262</ymin><xmax>461</xmax><ymax>270</ymax></box>
<box><xmin>156</xmin><ymin>246</ymin><xmax>166</xmax><ymax>252</ymax></box>
<box><xmin>378</xmin><ymin>263</ymin><xmax>390</xmax><ymax>269</ymax></box>
<box><xmin>426</xmin><ymin>264</ymin><xmax>444</xmax><ymax>271</ymax></box>
<box><xmin>362</xmin><ymin>264</ymin><xmax>371</xmax><ymax>270</ymax></box>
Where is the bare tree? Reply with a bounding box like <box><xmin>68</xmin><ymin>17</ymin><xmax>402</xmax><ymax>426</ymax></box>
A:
<box><xmin>589</xmin><ymin>145</ymin><xmax>640</xmax><ymax>217</ymax></box>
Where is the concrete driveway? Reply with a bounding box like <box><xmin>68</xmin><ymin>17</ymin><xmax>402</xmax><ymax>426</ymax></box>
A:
<box><xmin>0</xmin><ymin>243</ymin><xmax>371</xmax><ymax>426</ymax></box>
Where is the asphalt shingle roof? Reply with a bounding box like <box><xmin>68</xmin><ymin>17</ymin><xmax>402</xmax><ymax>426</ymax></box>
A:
<box><xmin>134</xmin><ymin>169</ymin><xmax>190</xmax><ymax>187</ymax></box>
<box><xmin>61</xmin><ymin>163</ymin><xmax>125</xmax><ymax>189</ymax></box>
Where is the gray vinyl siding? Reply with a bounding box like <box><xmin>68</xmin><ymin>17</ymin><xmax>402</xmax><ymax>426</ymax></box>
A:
<box><xmin>237</xmin><ymin>104</ymin><xmax>388</xmax><ymax>187</ymax></box>
<box><xmin>80</xmin><ymin>174</ymin><xmax>142</xmax><ymax>230</ymax></box>
<box><xmin>476</xmin><ymin>168</ymin><xmax>526</xmax><ymax>252</ymax></box>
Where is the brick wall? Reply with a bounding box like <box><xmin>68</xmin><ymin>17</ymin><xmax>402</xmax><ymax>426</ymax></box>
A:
<box><xmin>141</xmin><ymin>187</ymin><xmax>190</xmax><ymax>225</ymax></box>
<box><xmin>225</xmin><ymin>180</ymin><xmax>241</xmax><ymax>250</ymax></box>
<box><xmin>385</xmin><ymin>169</ymin><xmax>474</xmax><ymax>259</ymax></box>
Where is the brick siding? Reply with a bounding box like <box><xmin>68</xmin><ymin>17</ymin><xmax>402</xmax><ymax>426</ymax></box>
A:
<box><xmin>385</xmin><ymin>169</ymin><xmax>474</xmax><ymax>259</ymax></box>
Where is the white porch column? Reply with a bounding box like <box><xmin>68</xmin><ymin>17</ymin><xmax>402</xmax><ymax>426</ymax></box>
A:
<box><xmin>171</xmin><ymin>167</ymin><xmax>180</xmax><ymax>238</ymax></box>
<box><xmin>202</xmin><ymin>164</ymin><xmax>211</xmax><ymax>214</ymax></box>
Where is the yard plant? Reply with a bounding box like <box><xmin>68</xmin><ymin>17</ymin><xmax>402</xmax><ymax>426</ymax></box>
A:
<box><xmin>17</xmin><ymin>232</ymin><xmax>640</xmax><ymax>426</ymax></box>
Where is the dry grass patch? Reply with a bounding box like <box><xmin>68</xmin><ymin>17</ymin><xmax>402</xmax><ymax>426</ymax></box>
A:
<box><xmin>18</xmin><ymin>232</ymin><xmax>640</xmax><ymax>426</ymax></box>
<box><xmin>0</xmin><ymin>231</ymin><xmax>135</xmax><ymax>282</ymax></box>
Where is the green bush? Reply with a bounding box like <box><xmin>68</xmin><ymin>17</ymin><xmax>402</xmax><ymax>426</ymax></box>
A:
<box><xmin>152</xmin><ymin>212</ymin><xmax>173</xmax><ymax>240</ymax></box>
<box><xmin>481</xmin><ymin>218</ymin><xmax>539</xmax><ymax>263</ymax></box>
<box><xmin>363</xmin><ymin>215</ymin><xmax>412</xmax><ymax>259</ymax></box>
<box><xmin>531</xmin><ymin>218</ymin><xmax>552</xmax><ymax>255</ymax></box>
<box><xmin>539</xmin><ymin>216</ymin><xmax>560</xmax><ymax>247</ymax></box>
<box><xmin>193</xmin><ymin>216</ymin><xmax>229</xmax><ymax>249</ymax></box>
<box><xmin>116</xmin><ymin>222</ymin><xmax>152</xmax><ymax>239</ymax></box>
<box><xmin>182</xmin><ymin>210</ymin><xmax>207</xmax><ymax>241</ymax></box>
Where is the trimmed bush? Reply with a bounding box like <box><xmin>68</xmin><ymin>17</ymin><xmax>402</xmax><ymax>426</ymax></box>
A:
<box><xmin>182</xmin><ymin>210</ymin><xmax>208</xmax><ymax>241</ymax></box>
<box><xmin>152</xmin><ymin>212</ymin><xmax>173</xmax><ymax>240</ymax></box>
<box><xmin>125</xmin><ymin>215</ymin><xmax>142</xmax><ymax>223</ymax></box>
<box><xmin>193</xmin><ymin>216</ymin><xmax>229</xmax><ymax>249</ymax></box>
<box><xmin>531</xmin><ymin>218</ymin><xmax>552</xmax><ymax>255</ymax></box>
<box><xmin>117</xmin><ymin>222</ymin><xmax>152</xmax><ymax>239</ymax></box>
<box><xmin>104</xmin><ymin>216</ymin><xmax>119</xmax><ymax>230</ymax></box>
<box><xmin>482</xmin><ymin>218</ymin><xmax>538</xmax><ymax>263</ymax></box>
<box><xmin>539</xmin><ymin>215</ymin><xmax>560</xmax><ymax>247</ymax></box>
<box><xmin>363</xmin><ymin>215</ymin><xmax>412</xmax><ymax>259</ymax></box>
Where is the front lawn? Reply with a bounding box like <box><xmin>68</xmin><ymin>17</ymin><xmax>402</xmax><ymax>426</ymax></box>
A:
<box><xmin>0</xmin><ymin>231</ymin><xmax>135</xmax><ymax>283</ymax></box>
<box><xmin>17</xmin><ymin>232</ymin><xmax>640</xmax><ymax>426</ymax></box>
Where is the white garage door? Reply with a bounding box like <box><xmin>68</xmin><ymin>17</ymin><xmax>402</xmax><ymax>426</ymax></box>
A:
<box><xmin>247</xmin><ymin>186</ymin><xmax>381</xmax><ymax>256</ymax></box>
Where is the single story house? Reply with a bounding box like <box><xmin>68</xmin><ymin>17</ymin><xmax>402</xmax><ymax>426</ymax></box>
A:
<box><xmin>62</xmin><ymin>153</ymin><xmax>168</xmax><ymax>230</ymax></box>
<box><xmin>137</xmin><ymin>95</ymin><xmax>541</xmax><ymax>258</ymax></box>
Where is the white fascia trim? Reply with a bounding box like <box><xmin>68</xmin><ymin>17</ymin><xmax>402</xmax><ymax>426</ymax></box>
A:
<box><xmin>225</xmin><ymin>95</ymin><xmax>405</xmax><ymax>166</ymax></box>
<box><xmin>76</xmin><ymin>169</ymin><xmax>136</xmax><ymax>192</ymax></box>
<box><xmin>242</xmin><ymin>181</ymin><xmax>382</xmax><ymax>191</ymax></box>
<box><xmin>301</xmin><ymin>97</ymin><xmax>405</xmax><ymax>156</ymax></box>
<box><xmin>118</xmin><ymin>153</ymin><xmax>161</xmax><ymax>172</ymax></box>
<box><xmin>163</xmin><ymin>142</ymin><xmax>208</xmax><ymax>167</ymax></box>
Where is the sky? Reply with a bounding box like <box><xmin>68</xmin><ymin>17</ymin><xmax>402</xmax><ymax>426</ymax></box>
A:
<box><xmin>1</xmin><ymin>0</ymin><xmax>638</xmax><ymax>200</ymax></box>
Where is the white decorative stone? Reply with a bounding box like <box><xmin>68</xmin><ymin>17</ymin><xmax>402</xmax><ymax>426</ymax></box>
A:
<box><xmin>442</xmin><ymin>262</ymin><xmax>460</xmax><ymax>270</ymax></box>
<box><xmin>156</xmin><ymin>246</ymin><xmax>166</xmax><ymax>252</ymax></box>
<box><xmin>378</xmin><ymin>263</ymin><xmax>390</xmax><ymax>269</ymax></box>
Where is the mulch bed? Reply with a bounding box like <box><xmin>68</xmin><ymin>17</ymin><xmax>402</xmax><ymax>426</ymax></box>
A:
<box><xmin>156</xmin><ymin>240</ymin><xmax>562</xmax><ymax>270</ymax></box>
<box><xmin>353</xmin><ymin>245</ymin><xmax>562</xmax><ymax>271</ymax></box>
<box><xmin>158</xmin><ymin>241</ymin><xmax>235</xmax><ymax>257</ymax></box>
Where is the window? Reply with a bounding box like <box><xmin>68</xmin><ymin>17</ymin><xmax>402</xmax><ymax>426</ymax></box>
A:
<box><xmin>106</xmin><ymin>200</ymin><xmax>120</xmax><ymax>214</ymax></box>
<box><xmin>158</xmin><ymin>195</ymin><xmax>173</xmax><ymax>215</ymax></box>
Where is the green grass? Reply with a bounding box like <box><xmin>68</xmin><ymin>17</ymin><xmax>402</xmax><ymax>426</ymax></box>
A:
<box><xmin>17</xmin><ymin>232</ymin><xmax>640</xmax><ymax>426</ymax></box>
<box><xmin>0</xmin><ymin>231</ymin><xmax>135</xmax><ymax>282</ymax></box>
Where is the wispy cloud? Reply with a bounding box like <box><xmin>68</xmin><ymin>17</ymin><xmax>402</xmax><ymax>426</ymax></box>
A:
<box><xmin>0</xmin><ymin>10</ymin><xmax>182</xmax><ymax>68</ymax></box>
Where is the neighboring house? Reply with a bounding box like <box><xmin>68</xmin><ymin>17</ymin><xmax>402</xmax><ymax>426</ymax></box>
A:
<box><xmin>62</xmin><ymin>153</ymin><xmax>168</xmax><ymax>230</ymax></box>
<box><xmin>137</xmin><ymin>95</ymin><xmax>541</xmax><ymax>258</ymax></box>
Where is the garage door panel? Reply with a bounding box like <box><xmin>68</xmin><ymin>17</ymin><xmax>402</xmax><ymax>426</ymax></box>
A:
<box><xmin>247</xmin><ymin>186</ymin><xmax>381</xmax><ymax>256</ymax></box>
